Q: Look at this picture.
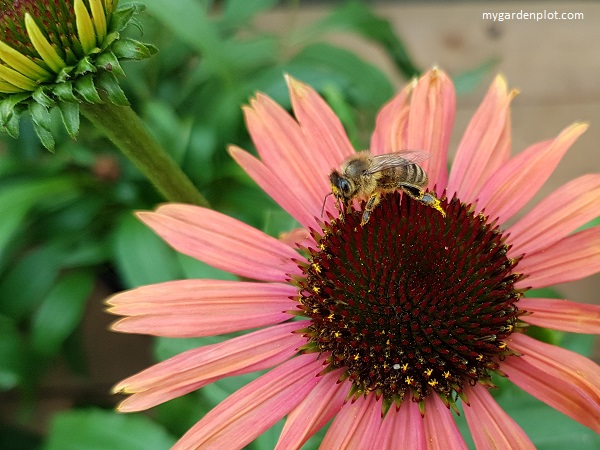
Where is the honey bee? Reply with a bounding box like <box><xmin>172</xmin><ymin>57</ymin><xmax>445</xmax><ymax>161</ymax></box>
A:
<box><xmin>326</xmin><ymin>150</ymin><xmax>446</xmax><ymax>225</ymax></box>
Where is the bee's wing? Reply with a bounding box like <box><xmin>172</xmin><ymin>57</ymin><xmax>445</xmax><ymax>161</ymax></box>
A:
<box><xmin>364</xmin><ymin>150</ymin><xmax>431</xmax><ymax>174</ymax></box>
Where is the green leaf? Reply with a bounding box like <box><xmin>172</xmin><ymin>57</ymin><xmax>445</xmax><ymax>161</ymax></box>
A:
<box><xmin>524</xmin><ymin>287</ymin><xmax>563</xmax><ymax>299</ymax></box>
<box><xmin>0</xmin><ymin>177</ymin><xmax>78</xmax><ymax>262</ymax></box>
<box><xmin>74</xmin><ymin>73</ymin><xmax>103</xmax><ymax>103</ymax></box>
<box><xmin>261</xmin><ymin>208</ymin><xmax>299</xmax><ymax>239</ymax></box>
<box><xmin>221</xmin><ymin>0</ymin><xmax>278</xmax><ymax>26</ymax></box>
<box><xmin>31</xmin><ymin>119</ymin><xmax>55</xmax><ymax>151</ymax></box>
<box><xmin>300</xmin><ymin>1</ymin><xmax>421</xmax><ymax>78</ymax></box>
<box><xmin>96</xmin><ymin>72</ymin><xmax>130</xmax><ymax>106</ymax></box>
<box><xmin>142</xmin><ymin>0</ymin><xmax>229</xmax><ymax>74</ymax></box>
<box><xmin>1</xmin><ymin>105</ymin><xmax>22</xmax><ymax>138</ymax></box>
<box><xmin>0</xmin><ymin>92</ymin><xmax>30</xmax><ymax>137</ymax></box>
<box><xmin>0</xmin><ymin>316</ymin><xmax>27</xmax><ymax>390</ymax></box>
<box><xmin>30</xmin><ymin>270</ymin><xmax>94</xmax><ymax>357</ymax></box>
<box><xmin>576</xmin><ymin>217</ymin><xmax>600</xmax><ymax>233</ymax></box>
<box><xmin>112</xmin><ymin>213</ymin><xmax>184</xmax><ymax>288</ymax></box>
<box><xmin>176</xmin><ymin>254</ymin><xmax>236</xmax><ymax>281</ymax></box>
<box><xmin>109</xmin><ymin>3</ymin><xmax>143</xmax><ymax>33</ymax></box>
<box><xmin>0</xmin><ymin>246</ymin><xmax>63</xmax><ymax>320</ymax></box>
<box><xmin>289</xmin><ymin>43</ymin><xmax>394</xmax><ymax>108</ymax></box>
<box><xmin>111</xmin><ymin>38</ymin><xmax>158</xmax><ymax>60</ymax></box>
<box><xmin>453</xmin><ymin>58</ymin><xmax>501</xmax><ymax>95</ymax></box>
<box><xmin>53</xmin><ymin>81</ymin><xmax>79</xmax><ymax>103</ymax></box>
<box><xmin>96</xmin><ymin>51</ymin><xmax>126</xmax><ymax>77</ymax></box>
<box><xmin>32</xmin><ymin>87</ymin><xmax>55</xmax><ymax>108</ymax></box>
<box><xmin>155</xmin><ymin>392</ymin><xmax>206</xmax><ymax>438</ymax></box>
<box><xmin>492</xmin><ymin>384</ymin><xmax>600</xmax><ymax>449</ymax></box>
<box><xmin>57</xmin><ymin>101</ymin><xmax>80</xmax><ymax>138</ymax></box>
<box><xmin>74</xmin><ymin>55</ymin><xmax>98</xmax><ymax>76</ymax></box>
<box><xmin>44</xmin><ymin>409</ymin><xmax>176</xmax><ymax>450</ymax></box>
<box><xmin>29</xmin><ymin>101</ymin><xmax>52</xmax><ymax>131</ymax></box>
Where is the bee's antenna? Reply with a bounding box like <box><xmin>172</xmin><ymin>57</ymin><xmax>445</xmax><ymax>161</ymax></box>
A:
<box><xmin>321</xmin><ymin>192</ymin><xmax>333</xmax><ymax>217</ymax></box>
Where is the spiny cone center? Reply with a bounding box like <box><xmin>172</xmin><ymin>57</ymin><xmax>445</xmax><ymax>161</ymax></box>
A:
<box><xmin>296</xmin><ymin>191</ymin><xmax>526</xmax><ymax>411</ymax></box>
<box><xmin>0</xmin><ymin>0</ymin><xmax>110</xmax><ymax>62</ymax></box>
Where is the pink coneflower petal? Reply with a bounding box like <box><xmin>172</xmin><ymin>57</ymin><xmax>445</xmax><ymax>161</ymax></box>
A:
<box><xmin>244</xmin><ymin>94</ymin><xmax>324</xmax><ymax>209</ymax></box>
<box><xmin>405</xmin><ymin>68</ymin><xmax>456</xmax><ymax>190</ymax></box>
<box><xmin>370</xmin><ymin>80</ymin><xmax>412</xmax><ymax>156</ymax></box>
<box><xmin>228</xmin><ymin>146</ymin><xmax>318</xmax><ymax>228</ymax></box>
<box><xmin>463</xmin><ymin>383</ymin><xmax>535</xmax><ymax>449</ymax></box>
<box><xmin>286</xmin><ymin>74</ymin><xmax>356</xmax><ymax>170</ymax></box>
<box><xmin>137</xmin><ymin>204</ymin><xmax>302</xmax><ymax>282</ymax></box>
<box><xmin>508</xmin><ymin>174</ymin><xmax>600</xmax><ymax>256</ymax></box>
<box><xmin>521</xmin><ymin>298</ymin><xmax>600</xmax><ymax>334</ymax></box>
<box><xmin>320</xmin><ymin>395</ymin><xmax>382</xmax><ymax>450</ymax></box>
<box><xmin>503</xmin><ymin>333</ymin><xmax>600</xmax><ymax>434</ymax></box>
<box><xmin>516</xmin><ymin>226</ymin><xmax>600</xmax><ymax>289</ymax></box>
<box><xmin>476</xmin><ymin>122</ymin><xmax>588</xmax><ymax>222</ymax></box>
<box><xmin>375</xmin><ymin>394</ymin><xmax>426</xmax><ymax>450</ymax></box>
<box><xmin>114</xmin><ymin>321</ymin><xmax>306</xmax><ymax>412</ymax></box>
<box><xmin>423</xmin><ymin>394</ymin><xmax>468</xmax><ymax>450</ymax></box>
<box><xmin>447</xmin><ymin>75</ymin><xmax>516</xmax><ymax>203</ymax></box>
<box><xmin>278</xmin><ymin>227</ymin><xmax>312</xmax><ymax>248</ymax></box>
<box><xmin>275</xmin><ymin>369</ymin><xmax>347</xmax><ymax>450</ymax></box>
<box><xmin>107</xmin><ymin>280</ymin><xmax>295</xmax><ymax>337</ymax></box>
<box><xmin>172</xmin><ymin>354</ymin><xmax>323</xmax><ymax>450</ymax></box>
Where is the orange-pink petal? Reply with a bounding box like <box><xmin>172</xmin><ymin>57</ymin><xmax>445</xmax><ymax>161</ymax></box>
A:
<box><xmin>229</xmin><ymin>146</ymin><xmax>320</xmax><ymax>228</ymax></box>
<box><xmin>477</xmin><ymin>123</ymin><xmax>588</xmax><ymax>223</ymax></box>
<box><xmin>171</xmin><ymin>354</ymin><xmax>322</xmax><ymax>450</ymax></box>
<box><xmin>503</xmin><ymin>333</ymin><xmax>600</xmax><ymax>434</ymax></box>
<box><xmin>370</xmin><ymin>81</ymin><xmax>412</xmax><ymax>156</ymax></box>
<box><xmin>137</xmin><ymin>204</ymin><xmax>302</xmax><ymax>282</ymax></box>
<box><xmin>516</xmin><ymin>226</ymin><xmax>600</xmax><ymax>289</ymax></box>
<box><xmin>508</xmin><ymin>174</ymin><xmax>600</xmax><ymax>256</ymax></box>
<box><xmin>245</xmin><ymin>97</ymin><xmax>320</xmax><ymax>204</ymax></box>
<box><xmin>447</xmin><ymin>75</ymin><xmax>516</xmax><ymax>203</ymax></box>
<box><xmin>108</xmin><ymin>280</ymin><xmax>296</xmax><ymax>337</ymax></box>
<box><xmin>405</xmin><ymin>68</ymin><xmax>456</xmax><ymax>190</ymax></box>
<box><xmin>275</xmin><ymin>368</ymin><xmax>347</xmax><ymax>450</ymax></box>
<box><xmin>463</xmin><ymin>383</ymin><xmax>535</xmax><ymax>449</ymax></box>
<box><xmin>423</xmin><ymin>394</ymin><xmax>468</xmax><ymax>450</ymax></box>
<box><xmin>520</xmin><ymin>298</ymin><xmax>600</xmax><ymax>334</ymax></box>
<box><xmin>375</xmin><ymin>393</ymin><xmax>426</xmax><ymax>450</ymax></box>
<box><xmin>286</xmin><ymin>74</ymin><xmax>356</xmax><ymax>170</ymax></box>
<box><xmin>114</xmin><ymin>321</ymin><xmax>306</xmax><ymax>412</ymax></box>
<box><xmin>320</xmin><ymin>395</ymin><xmax>382</xmax><ymax>450</ymax></box>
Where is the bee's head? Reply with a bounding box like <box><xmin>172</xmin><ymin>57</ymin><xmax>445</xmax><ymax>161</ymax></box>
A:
<box><xmin>329</xmin><ymin>170</ymin><xmax>353</xmax><ymax>200</ymax></box>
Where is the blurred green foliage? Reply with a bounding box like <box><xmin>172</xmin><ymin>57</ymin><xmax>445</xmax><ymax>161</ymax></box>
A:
<box><xmin>3</xmin><ymin>1</ymin><xmax>593</xmax><ymax>450</ymax></box>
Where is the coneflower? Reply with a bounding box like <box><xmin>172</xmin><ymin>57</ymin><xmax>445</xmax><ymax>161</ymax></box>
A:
<box><xmin>108</xmin><ymin>69</ymin><xmax>600</xmax><ymax>449</ymax></box>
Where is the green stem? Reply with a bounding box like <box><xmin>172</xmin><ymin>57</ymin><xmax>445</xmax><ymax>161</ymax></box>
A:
<box><xmin>81</xmin><ymin>102</ymin><xmax>209</xmax><ymax>207</ymax></box>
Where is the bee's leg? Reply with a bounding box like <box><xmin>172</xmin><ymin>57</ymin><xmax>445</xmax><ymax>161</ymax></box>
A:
<box><xmin>361</xmin><ymin>192</ymin><xmax>381</xmax><ymax>226</ymax></box>
<box><xmin>332</xmin><ymin>197</ymin><xmax>345</xmax><ymax>222</ymax></box>
<box><xmin>420</xmin><ymin>192</ymin><xmax>446</xmax><ymax>218</ymax></box>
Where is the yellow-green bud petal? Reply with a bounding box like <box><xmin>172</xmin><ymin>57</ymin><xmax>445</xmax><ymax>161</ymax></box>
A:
<box><xmin>0</xmin><ymin>79</ymin><xmax>26</xmax><ymax>94</ymax></box>
<box><xmin>90</xmin><ymin>0</ymin><xmax>108</xmax><ymax>44</ymax></box>
<box><xmin>0</xmin><ymin>40</ymin><xmax>52</xmax><ymax>82</ymax></box>
<box><xmin>24</xmin><ymin>13</ymin><xmax>66</xmax><ymax>74</ymax></box>
<box><xmin>75</xmin><ymin>0</ymin><xmax>97</xmax><ymax>55</ymax></box>
<box><xmin>0</xmin><ymin>64</ymin><xmax>38</xmax><ymax>91</ymax></box>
